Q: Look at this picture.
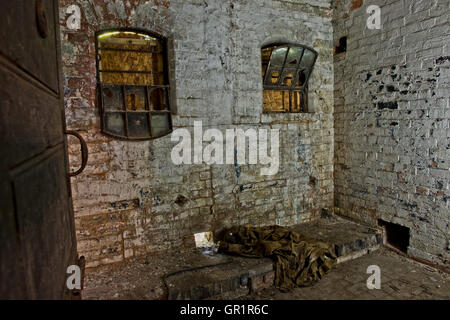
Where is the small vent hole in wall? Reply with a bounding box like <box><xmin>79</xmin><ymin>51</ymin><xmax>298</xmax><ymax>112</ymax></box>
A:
<box><xmin>378</xmin><ymin>219</ymin><xmax>410</xmax><ymax>253</ymax></box>
<box><xmin>335</xmin><ymin>36</ymin><xmax>347</xmax><ymax>54</ymax></box>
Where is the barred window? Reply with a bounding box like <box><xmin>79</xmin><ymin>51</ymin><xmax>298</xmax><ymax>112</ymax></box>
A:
<box><xmin>262</xmin><ymin>44</ymin><xmax>317</xmax><ymax>113</ymax></box>
<box><xmin>96</xmin><ymin>29</ymin><xmax>172</xmax><ymax>140</ymax></box>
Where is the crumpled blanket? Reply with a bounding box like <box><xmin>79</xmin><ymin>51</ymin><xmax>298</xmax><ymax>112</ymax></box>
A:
<box><xmin>217</xmin><ymin>225</ymin><xmax>337</xmax><ymax>291</ymax></box>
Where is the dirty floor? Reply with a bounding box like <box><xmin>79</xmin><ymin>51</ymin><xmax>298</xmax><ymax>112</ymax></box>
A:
<box><xmin>242</xmin><ymin>248</ymin><xmax>450</xmax><ymax>300</ymax></box>
<box><xmin>83</xmin><ymin>246</ymin><xmax>449</xmax><ymax>300</ymax></box>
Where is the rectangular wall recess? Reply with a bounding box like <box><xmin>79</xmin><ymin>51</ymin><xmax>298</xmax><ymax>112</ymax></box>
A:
<box><xmin>378</xmin><ymin>219</ymin><xmax>410</xmax><ymax>253</ymax></box>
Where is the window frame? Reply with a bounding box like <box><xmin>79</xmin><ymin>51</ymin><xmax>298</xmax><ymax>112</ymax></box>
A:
<box><xmin>95</xmin><ymin>27</ymin><xmax>173</xmax><ymax>141</ymax></box>
<box><xmin>261</xmin><ymin>43</ymin><xmax>318</xmax><ymax>113</ymax></box>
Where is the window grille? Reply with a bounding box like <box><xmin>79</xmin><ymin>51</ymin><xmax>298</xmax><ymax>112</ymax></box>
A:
<box><xmin>262</xmin><ymin>44</ymin><xmax>317</xmax><ymax>112</ymax></box>
<box><xmin>96</xmin><ymin>29</ymin><xmax>172</xmax><ymax>140</ymax></box>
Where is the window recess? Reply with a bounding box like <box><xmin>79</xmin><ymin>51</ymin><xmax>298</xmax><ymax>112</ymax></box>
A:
<box><xmin>261</xmin><ymin>44</ymin><xmax>318</xmax><ymax>113</ymax></box>
<box><xmin>96</xmin><ymin>29</ymin><xmax>172</xmax><ymax>140</ymax></box>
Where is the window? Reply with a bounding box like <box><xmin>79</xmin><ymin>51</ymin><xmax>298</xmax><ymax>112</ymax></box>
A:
<box><xmin>261</xmin><ymin>44</ymin><xmax>317</xmax><ymax>113</ymax></box>
<box><xmin>96</xmin><ymin>29</ymin><xmax>172</xmax><ymax>140</ymax></box>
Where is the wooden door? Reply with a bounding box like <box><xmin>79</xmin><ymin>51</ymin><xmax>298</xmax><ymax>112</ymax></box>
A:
<box><xmin>0</xmin><ymin>0</ymin><xmax>79</xmax><ymax>299</ymax></box>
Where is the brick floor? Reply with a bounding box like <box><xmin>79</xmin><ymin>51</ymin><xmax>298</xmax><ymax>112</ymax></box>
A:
<box><xmin>83</xmin><ymin>246</ymin><xmax>449</xmax><ymax>300</ymax></box>
<box><xmin>242</xmin><ymin>248</ymin><xmax>450</xmax><ymax>300</ymax></box>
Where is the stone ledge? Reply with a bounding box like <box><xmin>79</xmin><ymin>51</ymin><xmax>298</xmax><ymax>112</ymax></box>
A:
<box><xmin>166</xmin><ymin>255</ymin><xmax>274</xmax><ymax>300</ymax></box>
<box><xmin>167</xmin><ymin>214</ymin><xmax>383</xmax><ymax>299</ymax></box>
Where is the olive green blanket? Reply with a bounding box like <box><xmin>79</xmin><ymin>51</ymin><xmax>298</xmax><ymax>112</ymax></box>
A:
<box><xmin>218</xmin><ymin>225</ymin><xmax>337</xmax><ymax>291</ymax></box>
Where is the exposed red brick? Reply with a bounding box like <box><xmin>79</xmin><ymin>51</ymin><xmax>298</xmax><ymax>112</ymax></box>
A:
<box><xmin>350</xmin><ymin>0</ymin><xmax>363</xmax><ymax>10</ymax></box>
<box><xmin>416</xmin><ymin>187</ymin><xmax>427</xmax><ymax>195</ymax></box>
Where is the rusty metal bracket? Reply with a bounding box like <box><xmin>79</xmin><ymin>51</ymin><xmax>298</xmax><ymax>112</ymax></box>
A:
<box><xmin>65</xmin><ymin>130</ymin><xmax>88</xmax><ymax>177</ymax></box>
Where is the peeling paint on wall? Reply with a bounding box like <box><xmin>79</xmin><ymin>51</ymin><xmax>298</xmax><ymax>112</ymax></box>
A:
<box><xmin>333</xmin><ymin>0</ymin><xmax>449</xmax><ymax>268</ymax></box>
<box><xmin>60</xmin><ymin>0</ymin><xmax>334</xmax><ymax>268</ymax></box>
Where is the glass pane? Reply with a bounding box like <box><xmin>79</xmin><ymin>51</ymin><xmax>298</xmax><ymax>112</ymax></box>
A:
<box><xmin>262</xmin><ymin>64</ymin><xmax>268</xmax><ymax>79</ymax></box>
<box><xmin>292</xmin><ymin>91</ymin><xmax>303</xmax><ymax>112</ymax></box>
<box><xmin>299</xmin><ymin>49</ymin><xmax>316</xmax><ymax>69</ymax></box>
<box><xmin>296</xmin><ymin>69</ymin><xmax>309</xmax><ymax>87</ymax></box>
<box><xmin>128</xmin><ymin>113</ymin><xmax>150</xmax><ymax>138</ymax></box>
<box><xmin>264</xmin><ymin>67</ymin><xmax>282</xmax><ymax>86</ymax></box>
<box><xmin>270</xmin><ymin>47</ymin><xmax>288</xmax><ymax>66</ymax></box>
<box><xmin>97</xmin><ymin>30</ymin><xmax>164</xmax><ymax>86</ymax></box>
<box><xmin>263</xmin><ymin>90</ymin><xmax>289</xmax><ymax>112</ymax></box>
<box><xmin>261</xmin><ymin>47</ymin><xmax>273</xmax><ymax>78</ymax></box>
<box><xmin>125</xmin><ymin>86</ymin><xmax>147</xmax><ymax>110</ymax></box>
<box><xmin>149</xmin><ymin>88</ymin><xmax>168</xmax><ymax>110</ymax></box>
<box><xmin>281</xmin><ymin>68</ymin><xmax>296</xmax><ymax>87</ymax></box>
<box><xmin>151</xmin><ymin>113</ymin><xmax>170</xmax><ymax>137</ymax></box>
<box><xmin>104</xmin><ymin>113</ymin><xmax>125</xmax><ymax>136</ymax></box>
<box><xmin>102</xmin><ymin>85</ymin><xmax>123</xmax><ymax>110</ymax></box>
<box><xmin>286</xmin><ymin>47</ymin><xmax>303</xmax><ymax>67</ymax></box>
<box><xmin>261</xmin><ymin>47</ymin><xmax>273</xmax><ymax>65</ymax></box>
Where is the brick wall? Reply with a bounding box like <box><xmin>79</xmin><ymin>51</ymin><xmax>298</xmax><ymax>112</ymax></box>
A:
<box><xmin>59</xmin><ymin>0</ymin><xmax>334</xmax><ymax>268</ymax></box>
<box><xmin>333</xmin><ymin>0</ymin><xmax>449</xmax><ymax>267</ymax></box>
